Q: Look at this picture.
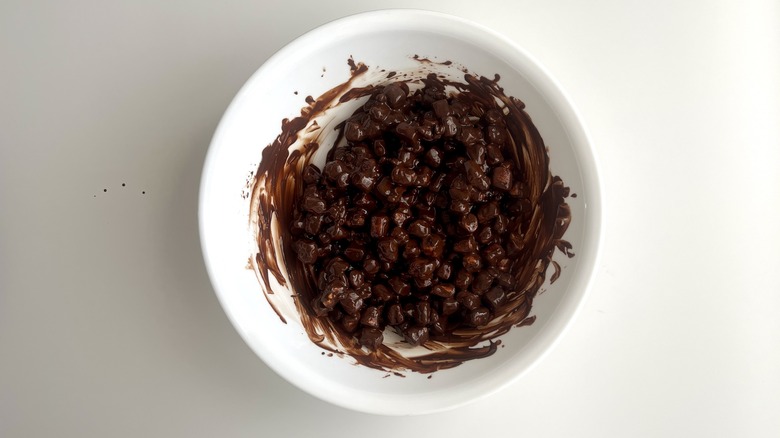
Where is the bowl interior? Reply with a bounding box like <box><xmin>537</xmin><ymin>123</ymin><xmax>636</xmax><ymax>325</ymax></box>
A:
<box><xmin>200</xmin><ymin>10</ymin><xmax>601</xmax><ymax>415</ymax></box>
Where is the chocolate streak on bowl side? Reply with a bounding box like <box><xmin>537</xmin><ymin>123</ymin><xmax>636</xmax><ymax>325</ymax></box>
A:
<box><xmin>250</xmin><ymin>61</ymin><xmax>371</xmax><ymax>324</ymax></box>
<box><xmin>251</xmin><ymin>61</ymin><xmax>572</xmax><ymax>374</ymax></box>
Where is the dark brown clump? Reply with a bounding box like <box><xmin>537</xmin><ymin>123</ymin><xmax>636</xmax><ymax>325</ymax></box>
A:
<box><xmin>291</xmin><ymin>77</ymin><xmax>545</xmax><ymax>350</ymax></box>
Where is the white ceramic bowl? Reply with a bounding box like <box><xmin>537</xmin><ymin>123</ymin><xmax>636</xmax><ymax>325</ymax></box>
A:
<box><xmin>200</xmin><ymin>9</ymin><xmax>602</xmax><ymax>415</ymax></box>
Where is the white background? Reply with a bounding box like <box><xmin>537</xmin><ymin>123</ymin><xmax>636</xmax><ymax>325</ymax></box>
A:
<box><xmin>2</xmin><ymin>1</ymin><xmax>779</xmax><ymax>436</ymax></box>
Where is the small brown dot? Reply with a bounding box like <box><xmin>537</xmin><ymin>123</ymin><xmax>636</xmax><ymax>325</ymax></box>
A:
<box><xmin>103</xmin><ymin>189</ymin><xmax>107</xmax><ymax>192</ymax></box>
<box><xmin>142</xmin><ymin>191</ymin><xmax>146</xmax><ymax>194</ymax></box>
<box><xmin>122</xmin><ymin>183</ymin><xmax>126</xmax><ymax>187</ymax></box>
<box><xmin>294</xmin><ymin>91</ymin><xmax>298</xmax><ymax>95</ymax></box>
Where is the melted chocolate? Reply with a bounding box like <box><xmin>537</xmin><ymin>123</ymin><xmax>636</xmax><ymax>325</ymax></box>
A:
<box><xmin>249</xmin><ymin>59</ymin><xmax>572</xmax><ymax>374</ymax></box>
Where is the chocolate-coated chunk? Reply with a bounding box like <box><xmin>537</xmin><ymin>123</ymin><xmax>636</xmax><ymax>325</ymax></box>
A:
<box><xmin>363</xmin><ymin>257</ymin><xmax>380</xmax><ymax>275</ymax></box>
<box><xmin>431</xmin><ymin>284</ymin><xmax>456</xmax><ymax>298</ymax></box>
<box><xmin>462</xmin><ymin>253</ymin><xmax>482</xmax><ymax>272</ymax></box>
<box><xmin>303</xmin><ymin>214</ymin><xmax>323</xmax><ymax>235</ymax></box>
<box><xmin>429</xmin><ymin>172</ymin><xmax>445</xmax><ymax>192</ymax></box>
<box><xmin>391</xmin><ymin>165</ymin><xmax>417</xmax><ymax>186</ymax></box>
<box><xmin>464</xmin><ymin>160</ymin><xmax>490</xmax><ymax>191</ymax></box>
<box><xmin>483</xmin><ymin>243</ymin><xmax>506</xmax><ymax>266</ymax></box>
<box><xmin>442</xmin><ymin>298</ymin><xmax>459</xmax><ymax>316</ymax></box>
<box><xmin>325</xmin><ymin>225</ymin><xmax>348</xmax><ymax>240</ymax></box>
<box><xmin>323</xmin><ymin>160</ymin><xmax>346</xmax><ymax>180</ymax></box>
<box><xmin>492</xmin><ymin>166</ymin><xmax>512</xmax><ymax>190</ymax></box>
<box><xmin>325</xmin><ymin>257</ymin><xmax>350</xmax><ymax>276</ymax></box>
<box><xmin>388</xmin><ymin>276</ymin><xmax>411</xmax><ymax>296</ymax></box>
<box><xmin>454</xmin><ymin>270</ymin><xmax>473</xmax><ymax>289</ymax></box>
<box><xmin>346</xmin><ymin>209</ymin><xmax>367</xmax><ymax>228</ymax></box>
<box><xmin>437</xmin><ymin>115</ymin><xmax>454</xmax><ymax>137</ymax></box>
<box><xmin>359</xmin><ymin>328</ymin><xmax>384</xmax><ymax>350</ymax></box>
<box><xmin>375</xmin><ymin>176</ymin><xmax>394</xmax><ymax>198</ymax></box>
<box><xmin>408</xmin><ymin>258</ymin><xmax>436</xmax><ymax>280</ymax></box>
<box><xmin>342</xmin><ymin>314</ymin><xmax>359</xmax><ymax>332</ymax></box>
<box><xmin>497</xmin><ymin>272</ymin><xmax>513</xmax><ymax>288</ymax></box>
<box><xmin>373</xmin><ymin>139</ymin><xmax>387</xmax><ymax>157</ymax></box>
<box><xmin>486</xmin><ymin>144</ymin><xmax>504</xmax><ymax>165</ymax></box>
<box><xmin>436</xmin><ymin>261</ymin><xmax>453</xmax><ymax>280</ymax></box>
<box><xmin>370</xmin><ymin>214</ymin><xmax>390</xmax><ymax>238</ymax></box>
<box><xmin>403</xmin><ymin>240</ymin><xmax>421</xmax><ymax>259</ymax></box>
<box><xmin>339</xmin><ymin>291</ymin><xmax>364</xmax><ymax>315</ymax></box>
<box><xmin>383</xmin><ymin>83</ymin><xmax>407</xmax><ymax>109</ymax></box>
<box><xmin>403</xmin><ymin>326</ymin><xmax>430</xmax><ymax>346</ymax></box>
<box><xmin>457</xmin><ymin>126</ymin><xmax>482</xmax><ymax>145</ymax></box>
<box><xmin>377</xmin><ymin>237</ymin><xmax>399</xmax><ymax>262</ymax></box>
<box><xmin>391</xmin><ymin>207</ymin><xmax>412</xmax><ymax>227</ymax></box>
<box><xmin>369</xmin><ymin>102</ymin><xmax>391</xmax><ymax>122</ymax></box>
<box><xmin>390</xmin><ymin>227</ymin><xmax>410</xmax><ymax>245</ymax></box>
<box><xmin>414</xmin><ymin>301</ymin><xmax>431</xmax><ymax>325</ymax></box>
<box><xmin>302</xmin><ymin>164</ymin><xmax>321</xmax><ymax>184</ymax></box>
<box><xmin>460</xmin><ymin>213</ymin><xmax>479</xmax><ymax>233</ymax></box>
<box><xmin>414</xmin><ymin>276</ymin><xmax>434</xmax><ymax>289</ymax></box>
<box><xmin>450</xmin><ymin>199</ymin><xmax>471</xmax><ymax>214</ymax></box>
<box><xmin>302</xmin><ymin>195</ymin><xmax>326</xmax><ymax>214</ymax></box>
<box><xmin>387</xmin><ymin>304</ymin><xmax>405</xmax><ymax>325</ymax></box>
<box><xmin>477</xmin><ymin>225</ymin><xmax>494</xmax><ymax>244</ymax></box>
<box><xmin>456</xmin><ymin>291</ymin><xmax>481</xmax><ymax>311</ymax></box>
<box><xmin>353</xmin><ymin>173</ymin><xmax>376</xmax><ymax>192</ymax></box>
<box><xmin>353</xmin><ymin>192</ymin><xmax>377</xmax><ymax>210</ymax></box>
<box><xmin>416</xmin><ymin>204</ymin><xmax>437</xmax><ymax>222</ymax></box>
<box><xmin>467</xmin><ymin>307</ymin><xmax>490</xmax><ymax>327</ymax></box>
<box><xmin>493</xmin><ymin>214</ymin><xmax>508</xmax><ymax>234</ymax></box>
<box><xmin>372</xmin><ymin>284</ymin><xmax>394</xmax><ymax>301</ymax></box>
<box><xmin>472</xmin><ymin>270</ymin><xmax>496</xmax><ymax>294</ymax></box>
<box><xmin>408</xmin><ymin>219</ymin><xmax>432</xmax><ymax>237</ymax></box>
<box><xmin>344</xmin><ymin>245</ymin><xmax>365</xmax><ymax>262</ymax></box>
<box><xmin>466</xmin><ymin>143</ymin><xmax>486</xmax><ymax>164</ymax></box>
<box><xmin>425</xmin><ymin>148</ymin><xmax>443</xmax><ymax>167</ymax></box>
<box><xmin>395</xmin><ymin>122</ymin><xmax>419</xmax><ymax>146</ymax></box>
<box><xmin>415</xmin><ymin>166</ymin><xmax>433</xmax><ymax>187</ymax></box>
<box><xmin>453</xmin><ymin>236</ymin><xmax>477</xmax><ymax>253</ymax></box>
<box><xmin>349</xmin><ymin>270</ymin><xmax>365</xmax><ymax>288</ymax></box>
<box><xmin>432</xmin><ymin>99</ymin><xmax>450</xmax><ymax>119</ymax></box>
<box><xmin>483</xmin><ymin>287</ymin><xmax>507</xmax><ymax>310</ymax></box>
<box><xmin>292</xmin><ymin>239</ymin><xmax>318</xmax><ymax>263</ymax></box>
<box><xmin>477</xmin><ymin>202</ymin><xmax>499</xmax><ymax>222</ymax></box>
<box><xmin>485</xmin><ymin>125</ymin><xmax>507</xmax><ymax>145</ymax></box>
<box><xmin>360</xmin><ymin>306</ymin><xmax>381</xmax><ymax>328</ymax></box>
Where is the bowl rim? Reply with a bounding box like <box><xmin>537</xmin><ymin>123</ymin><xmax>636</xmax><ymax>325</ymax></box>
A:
<box><xmin>199</xmin><ymin>8</ymin><xmax>604</xmax><ymax>415</ymax></box>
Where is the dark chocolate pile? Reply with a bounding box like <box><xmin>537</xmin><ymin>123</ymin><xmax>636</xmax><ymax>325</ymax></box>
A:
<box><xmin>290</xmin><ymin>75</ymin><xmax>561</xmax><ymax>351</ymax></box>
<box><xmin>251</xmin><ymin>61</ymin><xmax>573</xmax><ymax>373</ymax></box>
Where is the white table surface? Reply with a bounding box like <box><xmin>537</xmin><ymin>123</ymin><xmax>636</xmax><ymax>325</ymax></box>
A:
<box><xmin>2</xmin><ymin>1</ymin><xmax>779</xmax><ymax>436</ymax></box>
